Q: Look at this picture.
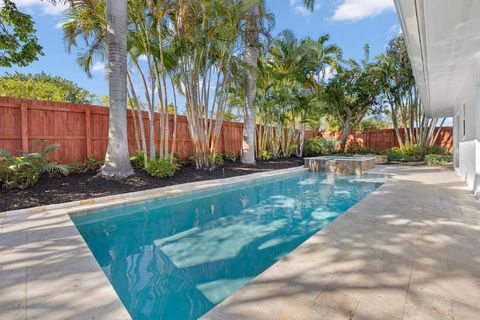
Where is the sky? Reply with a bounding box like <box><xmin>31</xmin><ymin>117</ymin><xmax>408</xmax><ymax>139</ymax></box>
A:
<box><xmin>2</xmin><ymin>0</ymin><xmax>400</xmax><ymax>100</ymax></box>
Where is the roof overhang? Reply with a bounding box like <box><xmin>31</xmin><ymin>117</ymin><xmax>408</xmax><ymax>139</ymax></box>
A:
<box><xmin>394</xmin><ymin>0</ymin><xmax>480</xmax><ymax>118</ymax></box>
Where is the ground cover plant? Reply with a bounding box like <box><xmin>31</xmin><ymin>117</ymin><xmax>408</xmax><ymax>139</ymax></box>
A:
<box><xmin>0</xmin><ymin>144</ymin><xmax>69</xmax><ymax>189</ymax></box>
<box><xmin>424</xmin><ymin>154</ymin><xmax>453</xmax><ymax>166</ymax></box>
<box><xmin>0</xmin><ymin>157</ymin><xmax>303</xmax><ymax>212</ymax></box>
<box><xmin>386</xmin><ymin>144</ymin><xmax>449</xmax><ymax>162</ymax></box>
<box><xmin>303</xmin><ymin>137</ymin><xmax>338</xmax><ymax>156</ymax></box>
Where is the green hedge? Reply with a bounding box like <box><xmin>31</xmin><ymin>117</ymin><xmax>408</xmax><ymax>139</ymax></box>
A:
<box><xmin>424</xmin><ymin>154</ymin><xmax>453</xmax><ymax>166</ymax></box>
<box><xmin>387</xmin><ymin>144</ymin><xmax>448</xmax><ymax>162</ymax></box>
<box><xmin>145</xmin><ymin>158</ymin><xmax>179</xmax><ymax>177</ymax></box>
<box><xmin>304</xmin><ymin>137</ymin><xmax>338</xmax><ymax>156</ymax></box>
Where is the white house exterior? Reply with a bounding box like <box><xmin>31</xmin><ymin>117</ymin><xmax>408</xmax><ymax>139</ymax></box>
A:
<box><xmin>394</xmin><ymin>0</ymin><xmax>480</xmax><ymax>198</ymax></box>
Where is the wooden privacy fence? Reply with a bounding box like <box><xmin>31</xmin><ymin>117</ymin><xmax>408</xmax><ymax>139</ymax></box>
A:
<box><xmin>0</xmin><ymin>97</ymin><xmax>453</xmax><ymax>164</ymax></box>
<box><xmin>305</xmin><ymin>128</ymin><xmax>453</xmax><ymax>152</ymax></box>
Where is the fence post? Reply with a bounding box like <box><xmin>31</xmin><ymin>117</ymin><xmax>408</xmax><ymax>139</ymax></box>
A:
<box><xmin>21</xmin><ymin>103</ymin><xmax>29</xmax><ymax>152</ymax></box>
<box><xmin>85</xmin><ymin>108</ymin><xmax>92</xmax><ymax>157</ymax></box>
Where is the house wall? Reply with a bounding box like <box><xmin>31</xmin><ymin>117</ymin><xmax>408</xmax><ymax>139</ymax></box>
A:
<box><xmin>454</xmin><ymin>55</ymin><xmax>480</xmax><ymax>198</ymax></box>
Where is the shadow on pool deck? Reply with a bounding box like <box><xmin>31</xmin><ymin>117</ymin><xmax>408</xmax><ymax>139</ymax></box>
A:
<box><xmin>202</xmin><ymin>166</ymin><xmax>480</xmax><ymax>320</ymax></box>
<box><xmin>1</xmin><ymin>165</ymin><xmax>480</xmax><ymax>320</ymax></box>
<box><xmin>0</xmin><ymin>212</ymin><xmax>131</xmax><ymax>320</ymax></box>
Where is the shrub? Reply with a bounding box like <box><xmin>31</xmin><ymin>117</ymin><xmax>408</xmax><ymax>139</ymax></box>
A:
<box><xmin>0</xmin><ymin>144</ymin><xmax>69</xmax><ymax>189</ymax></box>
<box><xmin>145</xmin><ymin>158</ymin><xmax>179</xmax><ymax>178</ymax></box>
<box><xmin>224</xmin><ymin>153</ymin><xmax>238</xmax><ymax>162</ymax></box>
<box><xmin>260</xmin><ymin>150</ymin><xmax>272</xmax><ymax>161</ymax></box>
<box><xmin>288</xmin><ymin>143</ymin><xmax>298</xmax><ymax>157</ymax></box>
<box><xmin>68</xmin><ymin>160</ymin><xmax>86</xmax><ymax>174</ymax></box>
<box><xmin>304</xmin><ymin>137</ymin><xmax>338</xmax><ymax>156</ymax></box>
<box><xmin>130</xmin><ymin>150</ymin><xmax>146</xmax><ymax>169</ymax></box>
<box><xmin>426</xmin><ymin>145</ymin><xmax>448</xmax><ymax>155</ymax></box>
<box><xmin>387</xmin><ymin>144</ymin><xmax>448</xmax><ymax>162</ymax></box>
<box><xmin>85</xmin><ymin>155</ymin><xmax>103</xmax><ymax>170</ymax></box>
<box><xmin>425</xmin><ymin>154</ymin><xmax>453</xmax><ymax>166</ymax></box>
<box><xmin>345</xmin><ymin>143</ymin><xmax>376</xmax><ymax>155</ymax></box>
<box><xmin>386</xmin><ymin>147</ymin><xmax>417</xmax><ymax>162</ymax></box>
<box><xmin>209</xmin><ymin>152</ymin><xmax>224</xmax><ymax>168</ymax></box>
<box><xmin>401</xmin><ymin>144</ymin><xmax>427</xmax><ymax>160</ymax></box>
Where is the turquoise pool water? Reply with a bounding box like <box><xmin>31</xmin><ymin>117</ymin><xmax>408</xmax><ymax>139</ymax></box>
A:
<box><xmin>72</xmin><ymin>171</ymin><xmax>384</xmax><ymax>320</ymax></box>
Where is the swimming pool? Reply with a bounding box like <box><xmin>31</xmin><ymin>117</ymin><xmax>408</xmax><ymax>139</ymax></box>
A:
<box><xmin>72</xmin><ymin>171</ymin><xmax>384</xmax><ymax>320</ymax></box>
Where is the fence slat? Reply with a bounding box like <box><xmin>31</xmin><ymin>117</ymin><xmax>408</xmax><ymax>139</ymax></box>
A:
<box><xmin>85</xmin><ymin>109</ymin><xmax>92</xmax><ymax>157</ymax></box>
<box><xmin>20</xmin><ymin>103</ymin><xmax>29</xmax><ymax>152</ymax></box>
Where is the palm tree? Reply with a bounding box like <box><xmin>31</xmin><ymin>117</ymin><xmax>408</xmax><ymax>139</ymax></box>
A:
<box><xmin>241</xmin><ymin>0</ymin><xmax>316</xmax><ymax>164</ymax></box>
<box><xmin>101</xmin><ymin>0</ymin><xmax>133</xmax><ymax>178</ymax></box>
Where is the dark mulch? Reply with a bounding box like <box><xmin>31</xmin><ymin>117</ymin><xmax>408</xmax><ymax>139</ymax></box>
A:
<box><xmin>0</xmin><ymin>158</ymin><xmax>304</xmax><ymax>212</ymax></box>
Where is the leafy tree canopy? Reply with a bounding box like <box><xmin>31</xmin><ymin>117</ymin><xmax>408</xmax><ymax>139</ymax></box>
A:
<box><xmin>0</xmin><ymin>72</ymin><xmax>96</xmax><ymax>103</ymax></box>
<box><xmin>357</xmin><ymin>116</ymin><xmax>392</xmax><ymax>131</ymax></box>
<box><xmin>0</xmin><ymin>0</ymin><xmax>43</xmax><ymax>67</ymax></box>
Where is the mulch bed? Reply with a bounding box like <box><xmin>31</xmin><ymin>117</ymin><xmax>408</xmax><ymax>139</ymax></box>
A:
<box><xmin>0</xmin><ymin>158</ymin><xmax>304</xmax><ymax>212</ymax></box>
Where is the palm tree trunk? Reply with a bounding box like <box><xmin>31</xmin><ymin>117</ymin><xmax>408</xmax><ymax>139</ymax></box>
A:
<box><xmin>101</xmin><ymin>0</ymin><xmax>133</xmax><ymax>179</ymax></box>
<box><xmin>297</xmin><ymin>122</ymin><xmax>306</xmax><ymax>158</ymax></box>
<box><xmin>128</xmin><ymin>72</ymin><xmax>148</xmax><ymax>165</ymax></box>
<box><xmin>241</xmin><ymin>4</ymin><xmax>259</xmax><ymax>165</ymax></box>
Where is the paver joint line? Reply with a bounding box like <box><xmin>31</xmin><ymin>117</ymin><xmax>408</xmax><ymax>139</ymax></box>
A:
<box><xmin>2</xmin><ymin>165</ymin><xmax>480</xmax><ymax>320</ymax></box>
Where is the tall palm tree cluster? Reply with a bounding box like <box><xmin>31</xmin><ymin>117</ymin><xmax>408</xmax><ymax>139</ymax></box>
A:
<box><xmin>251</xmin><ymin>30</ymin><xmax>340</xmax><ymax>158</ymax></box>
<box><xmin>63</xmin><ymin>0</ymin><xmax>316</xmax><ymax>176</ymax></box>
<box><xmin>377</xmin><ymin>36</ymin><xmax>445</xmax><ymax>148</ymax></box>
<box><xmin>61</xmin><ymin>0</ymin><xmax>443</xmax><ymax>178</ymax></box>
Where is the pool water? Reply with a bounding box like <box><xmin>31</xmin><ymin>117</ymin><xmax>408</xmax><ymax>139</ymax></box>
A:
<box><xmin>72</xmin><ymin>171</ymin><xmax>384</xmax><ymax>320</ymax></box>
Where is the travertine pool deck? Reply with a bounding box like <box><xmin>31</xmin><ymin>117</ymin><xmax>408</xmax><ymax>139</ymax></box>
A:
<box><xmin>203</xmin><ymin>166</ymin><xmax>480</xmax><ymax>320</ymax></box>
<box><xmin>1</xmin><ymin>165</ymin><xmax>480</xmax><ymax>319</ymax></box>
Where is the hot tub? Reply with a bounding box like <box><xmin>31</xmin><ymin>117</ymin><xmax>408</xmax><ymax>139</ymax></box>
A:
<box><xmin>304</xmin><ymin>156</ymin><xmax>376</xmax><ymax>175</ymax></box>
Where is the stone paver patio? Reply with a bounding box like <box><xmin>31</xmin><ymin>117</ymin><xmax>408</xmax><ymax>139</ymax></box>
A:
<box><xmin>203</xmin><ymin>166</ymin><xmax>480</xmax><ymax>320</ymax></box>
<box><xmin>1</xmin><ymin>165</ymin><xmax>480</xmax><ymax>319</ymax></box>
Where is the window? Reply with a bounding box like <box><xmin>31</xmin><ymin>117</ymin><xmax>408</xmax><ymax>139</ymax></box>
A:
<box><xmin>462</xmin><ymin>103</ymin><xmax>466</xmax><ymax>137</ymax></box>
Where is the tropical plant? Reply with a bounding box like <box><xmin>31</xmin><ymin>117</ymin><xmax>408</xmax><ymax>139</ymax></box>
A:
<box><xmin>0</xmin><ymin>72</ymin><xmax>95</xmax><ymax>103</ymax></box>
<box><xmin>85</xmin><ymin>155</ymin><xmax>103</xmax><ymax>170</ymax></box>
<box><xmin>260</xmin><ymin>150</ymin><xmax>272</xmax><ymax>161</ymax></box>
<box><xmin>208</xmin><ymin>152</ymin><xmax>225</xmax><ymax>169</ymax></box>
<box><xmin>386</xmin><ymin>148</ymin><xmax>417</xmax><ymax>162</ymax></box>
<box><xmin>67</xmin><ymin>160</ymin><xmax>86</xmax><ymax>174</ymax></box>
<box><xmin>303</xmin><ymin>137</ymin><xmax>337</xmax><ymax>156</ymax></box>
<box><xmin>224</xmin><ymin>153</ymin><xmax>238</xmax><ymax>162</ymax></box>
<box><xmin>66</xmin><ymin>0</ymin><xmax>258</xmax><ymax>170</ymax></box>
<box><xmin>0</xmin><ymin>0</ymin><xmax>43</xmax><ymax>67</ymax></box>
<box><xmin>251</xmin><ymin>29</ymin><xmax>340</xmax><ymax>159</ymax></box>
<box><xmin>129</xmin><ymin>150</ymin><xmax>145</xmax><ymax>169</ymax></box>
<box><xmin>169</xmin><ymin>0</ymin><xmax>248</xmax><ymax>169</ymax></box>
<box><xmin>345</xmin><ymin>143</ymin><xmax>376</xmax><ymax>155</ymax></box>
<box><xmin>323</xmin><ymin>45</ymin><xmax>382</xmax><ymax>151</ymax></box>
<box><xmin>0</xmin><ymin>144</ymin><xmax>69</xmax><ymax>189</ymax></box>
<box><xmin>100</xmin><ymin>0</ymin><xmax>133</xmax><ymax>178</ymax></box>
<box><xmin>386</xmin><ymin>144</ymin><xmax>446</xmax><ymax>162</ymax></box>
<box><xmin>357</xmin><ymin>117</ymin><xmax>391</xmax><ymax>131</ymax></box>
<box><xmin>241</xmin><ymin>0</ymin><xmax>316</xmax><ymax>164</ymax></box>
<box><xmin>145</xmin><ymin>158</ymin><xmax>178</xmax><ymax>178</ymax></box>
<box><xmin>424</xmin><ymin>154</ymin><xmax>452</xmax><ymax>166</ymax></box>
<box><xmin>377</xmin><ymin>35</ymin><xmax>446</xmax><ymax>148</ymax></box>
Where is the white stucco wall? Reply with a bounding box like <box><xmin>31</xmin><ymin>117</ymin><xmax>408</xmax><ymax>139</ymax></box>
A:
<box><xmin>454</xmin><ymin>55</ymin><xmax>480</xmax><ymax>198</ymax></box>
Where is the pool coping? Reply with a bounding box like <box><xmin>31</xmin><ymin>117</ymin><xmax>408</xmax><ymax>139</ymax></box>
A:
<box><xmin>0</xmin><ymin>165</ymin><xmax>393</xmax><ymax>319</ymax></box>
<box><xmin>200</xmin><ymin>165</ymin><xmax>480</xmax><ymax>319</ymax></box>
<box><xmin>1</xmin><ymin>166</ymin><xmax>321</xmax><ymax>320</ymax></box>
<box><xmin>0</xmin><ymin>166</ymin><xmax>308</xmax><ymax>219</ymax></box>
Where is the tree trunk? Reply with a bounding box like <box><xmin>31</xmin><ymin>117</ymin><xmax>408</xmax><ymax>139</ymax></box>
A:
<box><xmin>128</xmin><ymin>72</ymin><xmax>148</xmax><ymax>165</ymax></box>
<box><xmin>241</xmin><ymin>4</ymin><xmax>259</xmax><ymax>165</ymax></box>
<box><xmin>296</xmin><ymin>122</ymin><xmax>306</xmax><ymax>158</ymax></box>
<box><xmin>101</xmin><ymin>0</ymin><xmax>133</xmax><ymax>179</ymax></box>
<box><xmin>339</xmin><ymin>121</ymin><xmax>351</xmax><ymax>152</ymax></box>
